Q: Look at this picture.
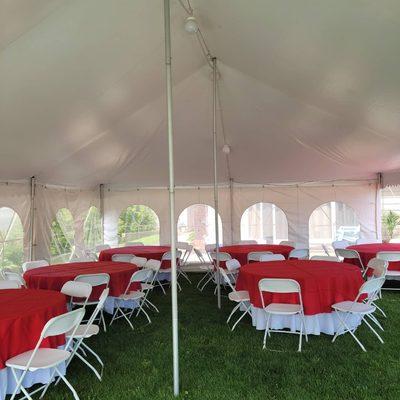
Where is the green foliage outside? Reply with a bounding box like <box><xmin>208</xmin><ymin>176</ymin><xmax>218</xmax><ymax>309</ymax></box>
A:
<box><xmin>84</xmin><ymin>206</ymin><xmax>103</xmax><ymax>249</ymax></box>
<box><xmin>382</xmin><ymin>210</ymin><xmax>400</xmax><ymax>240</ymax></box>
<box><xmin>118</xmin><ymin>205</ymin><xmax>159</xmax><ymax>245</ymax></box>
<box><xmin>50</xmin><ymin>208</ymin><xmax>74</xmax><ymax>261</ymax></box>
<box><xmin>0</xmin><ymin>208</ymin><xmax>24</xmax><ymax>269</ymax></box>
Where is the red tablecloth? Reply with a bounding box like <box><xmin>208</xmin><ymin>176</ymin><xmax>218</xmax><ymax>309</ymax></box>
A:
<box><xmin>219</xmin><ymin>244</ymin><xmax>294</xmax><ymax>266</ymax></box>
<box><xmin>236</xmin><ymin>260</ymin><xmax>363</xmax><ymax>315</ymax></box>
<box><xmin>347</xmin><ymin>243</ymin><xmax>400</xmax><ymax>271</ymax></box>
<box><xmin>24</xmin><ymin>261</ymin><xmax>139</xmax><ymax>298</ymax></box>
<box><xmin>0</xmin><ymin>289</ymin><xmax>67</xmax><ymax>370</ymax></box>
<box><xmin>98</xmin><ymin>245</ymin><xmax>172</xmax><ymax>269</ymax></box>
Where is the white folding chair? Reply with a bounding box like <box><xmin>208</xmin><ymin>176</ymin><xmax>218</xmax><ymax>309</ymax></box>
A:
<box><xmin>258</xmin><ymin>278</ymin><xmax>307</xmax><ymax>352</ymax></box>
<box><xmin>356</xmin><ymin>238</ymin><xmax>381</xmax><ymax>245</ymax></box>
<box><xmin>73</xmin><ymin>273</ymin><xmax>110</xmax><ymax>331</ymax></box>
<box><xmin>3</xmin><ymin>271</ymin><xmax>26</xmax><ymax>287</ymax></box>
<box><xmin>332</xmin><ymin>277</ymin><xmax>385</xmax><ymax>352</ymax></box>
<box><xmin>21</xmin><ymin>260</ymin><xmax>49</xmax><ymax>272</ymax></box>
<box><xmin>194</xmin><ymin>248</ymin><xmax>214</xmax><ymax>291</ymax></box>
<box><xmin>0</xmin><ymin>280</ymin><xmax>21</xmax><ymax>289</ymax></box>
<box><xmin>321</xmin><ymin>243</ymin><xmax>331</xmax><ymax>256</ymax></box>
<box><xmin>279</xmin><ymin>240</ymin><xmax>296</xmax><ymax>247</ymax></box>
<box><xmin>225</xmin><ymin>258</ymin><xmax>241</xmax><ymax>284</ymax></box>
<box><xmin>125</xmin><ymin>241</ymin><xmax>144</xmax><ymax>246</ymax></box>
<box><xmin>310</xmin><ymin>255</ymin><xmax>340</xmax><ymax>262</ymax></box>
<box><xmin>6</xmin><ymin>308</ymin><xmax>85</xmax><ymax>400</ymax></box>
<box><xmin>335</xmin><ymin>248</ymin><xmax>365</xmax><ymax>274</ymax></box>
<box><xmin>364</xmin><ymin>258</ymin><xmax>388</xmax><ymax>318</ymax></box>
<box><xmin>289</xmin><ymin>248</ymin><xmax>309</xmax><ymax>260</ymax></box>
<box><xmin>61</xmin><ymin>281</ymin><xmax>93</xmax><ymax>309</ymax></box>
<box><xmin>131</xmin><ymin>256</ymin><xmax>148</xmax><ymax>268</ymax></box>
<box><xmin>64</xmin><ymin>288</ymin><xmax>110</xmax><ymax>382</ymax></box>
<box><xmin>176</xmin><ymin>242</ymin><xmax>193</xmax><ymax>283</ymax></box>
<box><xmin>210</xmin><ymin>252</ymin><xmax>232</xmax><ymax>292</ymax></box>
<box><xmin>332</xmin><ymin>240</ymin><xmax>349</xmax><ymax>250</ymax></box>
<box><xmin>236</xmin><ymin>240</ymin><xmax>258</xmax><ymax>245</ymax></box>
<box><xmin>205</xmin><ymin>243</ymin><xmax>216</xmax><ymax>263</ymax></box>
<box><xmin>144</xmin><ymin>259</ymin><xmax>166</xmax><ymax>294</ymax></box>
<box><xmin>247</xmin><ymin>251</ymin><xmax>273</xmax><ymax>263</ymax></box>
<box><xmin>160</xmin><ymin>251</ymin><xmax>183</xmax><ymax>292</ymax></box>
<box><xmin>111</xmin><ymin>254</ymin><xmax>135</xmax><ymax>263</ymax></box>
<box><xmin>110</xmin><ymin>269</ymin><xmax>153</xmax><ymax>329</ymax></box>
<box><xmin>377</xmin><ymin>251</ymin><xmax>400</xmax><ymax>290</ymax></box>
<box><xmin>219</xmin><ymin>267</ymin><xmax>252</xmax><ymax>331</ymax></box>
<box><xmin>260</xmin><ymin>254</ymin><xmax>285</xmax><ymax>262</ymax></box>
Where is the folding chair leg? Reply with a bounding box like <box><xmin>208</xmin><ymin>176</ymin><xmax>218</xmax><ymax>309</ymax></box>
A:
<box><xmin>263</xmin><ymin>313</ymin><xmax>271</xmax><ymax>349</ymax></box>
<box><xmin>10</xmin><ymin>368</ymin><xmax>33</xmax><ymax>400</ymax></box>
<box><xmin>298</xmin><ymin>320</ymin><xmax>303</xmax><ymax>352</ymax></box>
<box><xmin>366</xmin><ymin>313</ymin><xmax>384</xmax><ymax>331</ymax></box>
<box><xmin>144</xmin><ymin>298</ymin><xmax>159</xmax><ymax>313</ymax></box>
<box><xmin>226</xmin><ymin>303</ymin><xmax>241</xmax><ymax>324</ymax></box>
<box><xmin>333</xmin><ymin>312</ymin><xmax>366</xmax><ymax>351</ymax></box>
<box><xmin>101</xmin><ymin>310</ymin><xmax>107</xmax><ymax>332</ymax></box>
<box><xmin>55</xmin><ymin>366</ymin><xmax>80</xmax><ymax>400</ymax></box>
<box><xmin>363</xmin><ymin>317</ymin><xmax>384</xmax><ymax>344</ymax></box>
<box><xmin>74</xmin><ymin>350</ymin><xmax>102</xmax><ymax>381</ymax></box>
<box><xmin>231</xmin><ymin>303</ymin><xmax>252</xmax><ymax>331</ymax></box>
<box><xmin>199</xmin><ymin>273</ymin><xmax>213</xmax><ymax>291</ymax></box>
<box><xmin>179</xmin><ymin>270</ymin><xmax>192</xmax><ymax>284</ymax></box>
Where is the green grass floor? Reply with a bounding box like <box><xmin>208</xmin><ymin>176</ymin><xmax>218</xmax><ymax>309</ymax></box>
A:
<box><xmin>42</xmin><ymin>274</ymin><xmax>400</xmax><ymax>400</ymax></box>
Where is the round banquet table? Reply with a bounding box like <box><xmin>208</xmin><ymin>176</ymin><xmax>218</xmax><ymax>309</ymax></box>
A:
<box><xmin>347</xmin><ymin>243</ymin><xmax>400</xmax><ymax>272</ymax></box>
<box><xmin>219</xmin><ymin>244</ymin><xmax>294</xmax><ymax>265</ymax></box>
<box><xmin>98</xmin><ymin>245</ymin><xmax>171</xmax><ymax>268</ymax></box>
<box><xmin>0</xmin><ymin>289</ymin><xmax>67</xmax><ymax>399</ymax></box>
<box><xmin>24</xmin><ymin>261</ymin><xmax>140</xmax><ymax>314</ymax></box>
<box><xmin>235</xmin><ymin>259</ymin><xmax>364</xmax><ymax>335</ymax></box>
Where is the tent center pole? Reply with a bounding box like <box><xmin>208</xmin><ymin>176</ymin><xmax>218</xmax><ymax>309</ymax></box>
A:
<box><xmin>29</xmin><ymin>176</ymin><xmax>36</xmax><ymax>261</ymax></box>
<box><xmin>163</xmin><ymin>0</ymin><xmax>179</xmax><ymax>396</ymax></box>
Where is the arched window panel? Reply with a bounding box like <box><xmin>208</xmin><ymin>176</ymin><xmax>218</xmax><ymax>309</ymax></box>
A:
<box><xmin>84</xmin><ymin>206</ymin><xmax>103</xmax><ymax>250</ymax></box>
<box><xmin>0</xmin><ymin>207</ymin><xmax>24</xmax><ymax>270</ymax></box>
<box><xmin>118</xmin><ymin>205</ymin><xmax>160</xmax><ymax>245</ymax></box>
<box><xmin>177</xmin><ymin>204</ymin><xmax>223</xmax><ymax>261</ymax></box>
<box><xmin>50</xmin><ymin>208</ymin><xmax>75</xmax><ymax>263</ymax></box>
<box><xmin>240</xmin><ymin>202</ymin><xmax>288</xmax><ymax>244</ymax></box>
<box><xmin>309</xmin><ymin>201</ymin><xmax>360</xmax><ymax>255</ymax></box>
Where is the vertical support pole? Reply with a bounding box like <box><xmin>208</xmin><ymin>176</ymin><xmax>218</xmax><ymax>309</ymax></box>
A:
<box><xmin>99</xmin><ymin>184</ymin><xmax>105</xmax><ymax>243</ymax></box>
<box><xmin>163</xmin><ymin>0</ymin><xmax>179</xmax><ymax>396</ymax></box>
<box><xmin>212</xmin><ymin>57</ymin><xmax>221</xmax><ymax>309</ymax></box>
<box><xmin>29</xmin><ymin>176</ymin><xmax>36</xmax><ymax>261</ymax></box>
<box><xmin>229</xmin><ymin>178</ymin><xmax>234</xmax><ymax>244</ymax></box>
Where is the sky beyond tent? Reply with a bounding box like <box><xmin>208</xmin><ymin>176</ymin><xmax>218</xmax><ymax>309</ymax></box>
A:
<box><xmin>1</xmin><ymin>0</ymin><xmax>400</xmax><ymax>187</ymax></box>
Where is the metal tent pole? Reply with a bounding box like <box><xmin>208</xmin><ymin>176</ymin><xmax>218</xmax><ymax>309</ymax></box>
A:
<box><xmin>29</xmin><ymin>176</ymin><xmax>36</xmax><ymax>261</ymax></box>
<box><xmin>212</xmin><ymin>57</ymin><xmax>221</xmax><ymax>309</ymax></box>
<box><xmin>99</xmin><ymin>184</ymin><xmax>105</xmax><ymax>242</ymax></box>
<box><xmin>163</xmin><ymin>0</ymin><xmax>179</xmax><ymax>396</ymax></box>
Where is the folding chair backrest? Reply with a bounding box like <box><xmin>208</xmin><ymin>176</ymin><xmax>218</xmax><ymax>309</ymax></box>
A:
<box><xmin>209</xmin><ymin>252</ymin><xmax>232</xmax><ymax>262</ymax></box>
<box><xmin>367</xmin><ymin>258</ymin><xmax>388</xmax><ymax>278</ymax></box>
<box><xmin>162</xmin><ymin>250</ymin><xmax>182</xmax><ymax>261</ymax></box>
<box><xmin>225</xmin><ymin>259</ymin><xmax>241</xmax><ymax>272</ymax></box>
<box><xmin>260</xmin><ymin>254</ymin><xmax>285</xmax><ymax>262</ymax></box>
<box><xmin>3</xmin><ymin>271</ymin><xmax>26</xmax><ymax>287</ymax></box>
<box><xmin>280</xmin><ymin>240</ymin><xmax>296</xmax><ymax>247</ymax></box>
<box><xmin>289</xmin><ymin>248</ymin><xmax>309</xmax><ymax>259</ymax></box>
<box><xmin>129</xmin><ymin>268</ymin><xmax>153</xmax><ymax>284</ymax></box>
<box><xmin>248</xmin><ymin>251</ymin><xmax>273</xmax><ymax>262</ymax></box>
<box><xmin>86</xmin><ymin>288</ymin><xmax>110</xmax><ymax>327</ymax></box>
<box><xmin>0</xmin><ymin>280</ymin><xmax>21</xmax><ymax>289</ymax></box>
<box><xmin>356</xmin><ymin>238</ymin><xmax>381</xmax><ymax>245</ymax></box>
<box><xmin>74</xmin><ymin>273</ymin><xmax>110</xmax><ymax>287</ymax></box>
<box><xmin>358</xmin><ymin>277</ymin><xmax>385</xmax><ymax>300</ymax></box>
<box><xmin>95</xmin><ymin>244</ymin><xmax>111</xmax><ymax>252</ymax></box>
<box><xmin>332</xmin><ymin>240</ymin><xmax>349</xmax><ymax>250</ymax></box>
<box><xmin>126</xmin><ymin>242</ymin><xmax>144</xmax><ymax>246</ymax></box>
<box><xmin>22</xmin><ymin>260</ymin><xmax>49</xmax><ymax>272</ymax></box>
<box><xmin>321</xmin><ymin>244</ymin><xmax>331</xmax><ymax>256</ymax></box>
<box><xmin>335</xmin><ymin>248</ymin><xmax>359</xmax><ymax>260</ymax></box>
<box><xmin>205</xmin><ymin>244</ymin><xmax>216</xmax><ymax>252</ymax></box>
<box><xmin>310</xmin><ymin>256</ymin><xmax>340</xmax><ymax>262</ymax></box>
<box><xmin>259</xmin><ymin>278</ymin><xmax>300</xmax><ymax>294</ymax></box>
<box><xmin>237</xmin><ymin>240</ymin><xmax>258</xmax><ymax>245</ymax></box>
<box><xmin>131</xmin><ymin>256</ymin><xmax>147</xmax><ymax>268</ymax></box>
<box><xmin>176</xmin><ymin>241</ymin><xmax>189</xmax><ymax>250</ymax></box>
<box><xmin>377</xmin><ymin>251</ymin><xmax>400</xmax><ymax>262</ymax></box>
<box><xmin>218</xmin><ymin>267</ymin><xmax>235</xmax><ymax>291</ymax></box>
<box><xmin>41</xmin><ymin>308</ymin><xmax>85</xmax><ymax>339</ymax></box>
<box><xmin>144</xmin><ymin>259</ymin><xmax>161</xmax><ymax>272</ymax></box>
<box><xmin>111</xmin><ymin>254</ymin><xmax>135</xmax><ymax>263</ymax></box>
<box><xmin>61</xmin><ymin>281</ymin><xmax>92</xmax><ymax>300</ymax></box>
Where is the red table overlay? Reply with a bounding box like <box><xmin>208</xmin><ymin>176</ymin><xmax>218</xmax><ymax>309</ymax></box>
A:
<box><xmin>236</xmin><ymin>260</ymin><xmax>363</xmax><ymax>315</ymax></box>
<box><xmin>0</xmin><ymin>289</ymin><xmax>67</xmax><ymax>370</ymax></box>
<box><xmin>219</xmin><ymin>244</ymin><xmax>294</xmax><ymax>266</ymax></box>
<box><xmin>24</xmin><ymin>261</ymin><xmax>139</xmax><ymax>298</ymax></box>
<box><xmin>347</xmin><ymin>243</ymin><xmax>400</xmax><ymax>271</ymax></box>
<box><xmin>98</xmin><ymin>245</ymin><xmax>173</xmax><ymax>269</ymax></box>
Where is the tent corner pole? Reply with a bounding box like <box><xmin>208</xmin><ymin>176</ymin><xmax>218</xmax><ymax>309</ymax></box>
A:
<box><xmin>99</xmin><ymin>184</ymin><xmax>105</xmax><ymax>243</ymax></box>
<box><xmin>29</xmin><ymin>176</ymin><xmax>36</xmax><ymax>261</ymax></box>
<box><xmin>212</xmin><ymin>57</ymin><xmax>221</xmax><ymax>309</ymax></box>
<box><xmin>164</xmin><ymin>0</ymin><xmax>179</xmax><ymax>396</ymax></box>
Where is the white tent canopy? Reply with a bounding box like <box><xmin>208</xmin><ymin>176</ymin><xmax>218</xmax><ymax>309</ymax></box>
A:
<box><xmin>2</xmin><ymin>0</ymin><xmax>400</xmax><ymax>186</ymax></box>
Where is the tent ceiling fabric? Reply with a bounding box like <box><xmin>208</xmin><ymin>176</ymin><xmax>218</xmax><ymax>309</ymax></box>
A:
<box><xmin>1</xmin><ymin>0</ymin><xmax>400</xmax><ymax>186</ymax></box>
